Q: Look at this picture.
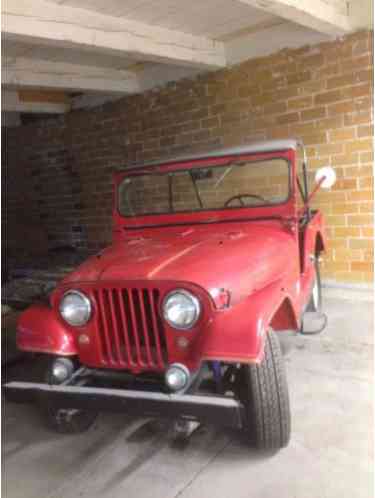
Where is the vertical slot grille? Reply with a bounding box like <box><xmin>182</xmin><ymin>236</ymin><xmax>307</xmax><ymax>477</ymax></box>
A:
<box><xmin>93</xmin><ymin>287</ymin><xmax>167</xmax><ymax>369</ymax></box>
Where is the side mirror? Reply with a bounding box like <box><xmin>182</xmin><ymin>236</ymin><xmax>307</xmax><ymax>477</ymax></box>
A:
<box><xmin>315</xmin><ymin>166</ymin><xmax>336</xmax><ymax>189</ymax></box>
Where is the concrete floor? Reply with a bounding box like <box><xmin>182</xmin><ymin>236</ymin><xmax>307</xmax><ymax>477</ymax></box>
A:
<box><xmin>2</xmin><ymin>289</ymin><xmax>373</xmax><ymax>498</ymax></box>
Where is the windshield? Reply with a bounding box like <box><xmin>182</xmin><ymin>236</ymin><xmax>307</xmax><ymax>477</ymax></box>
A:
<box><xmin>118</xmin><ymin>157</ymin><xmax>290</xmax><ymax>217</ymax></box>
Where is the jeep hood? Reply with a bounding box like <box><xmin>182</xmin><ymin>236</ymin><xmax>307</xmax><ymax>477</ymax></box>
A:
<box><xmin>62</xmin><ymin>221</ymin><xmax>296</xmax><ymax>304</ymax></box>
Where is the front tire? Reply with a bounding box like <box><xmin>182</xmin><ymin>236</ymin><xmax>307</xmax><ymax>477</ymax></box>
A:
<box><xmin>238</xmin><ymin>330</ymin><xmax>291</xmax><ymax>450</ymax></box>
<box><xmin>40</xmin><ymin>362</ymin><xmax>98</xmax><ymax>434</ymax></box>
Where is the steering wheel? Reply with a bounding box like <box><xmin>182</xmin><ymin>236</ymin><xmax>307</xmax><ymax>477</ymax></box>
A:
<box><xmin>224</xmin><ymin>194</ymin><xmax>268</xmax><ymax>207</ymax></box>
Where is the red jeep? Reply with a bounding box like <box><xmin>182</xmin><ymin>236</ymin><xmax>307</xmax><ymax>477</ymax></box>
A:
<box><xmin>6</xmin><ymin>139</ymin><xmax>335</xmax><ymax>450</ymax></box>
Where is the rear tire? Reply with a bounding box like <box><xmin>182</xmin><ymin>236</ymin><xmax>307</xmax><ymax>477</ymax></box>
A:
<box><xmin>238</xmin><ymin>330</ymin><xmax>291</xmax><ymax>450</ymax></box>
<box><xmin>307</xmin><ymin>259</ymin><xmax>322</xmax><ymax>312</ymax></box>
<box><xmin>40</xmin><ymin>363</ymin><xmax>98</xmax><ymax>434</ymax></box>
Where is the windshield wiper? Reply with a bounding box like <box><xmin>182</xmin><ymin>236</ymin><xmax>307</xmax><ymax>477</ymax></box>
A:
<box><xmin>214</xmin><ymin>165</ymin><xmax>233</xmax><ymax>188</ymax></box>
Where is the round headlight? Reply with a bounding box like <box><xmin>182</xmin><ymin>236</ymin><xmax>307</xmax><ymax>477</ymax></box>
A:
<box><xmin>59</xmin><ymin>290</ymin><xmax>91</xmax><ymax>327</ymax></box>
<box><xmin>162</xmin><ymin>290</ymin><xmax>201</xmax><ymax>330</ymax></box>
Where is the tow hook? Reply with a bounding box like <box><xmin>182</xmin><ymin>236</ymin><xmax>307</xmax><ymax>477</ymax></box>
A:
<box><xmin>171</xmin><ymin>419</ymin><xmax>201</xmax><ymax>441</ymax></box>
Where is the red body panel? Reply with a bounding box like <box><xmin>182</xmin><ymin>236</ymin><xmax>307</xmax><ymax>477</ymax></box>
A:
<box><xmin>63</xmin><ymin>221</ymin><xmax>298</xmax><ymax>306</ymax></box>
<box><xmin>17</xmin><ymin>145</ymin><xmax>326</xmax><ymax>372</ymax></box>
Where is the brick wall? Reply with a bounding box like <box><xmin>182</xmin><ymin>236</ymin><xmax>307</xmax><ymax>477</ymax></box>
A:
<box><xmin>4</xmin><ymin>30</ymin><xmax>373</xmax><ymax>284</ymax></box>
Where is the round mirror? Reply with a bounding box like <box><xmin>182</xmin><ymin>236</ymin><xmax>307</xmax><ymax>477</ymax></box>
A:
<box><xmin>315</xmin><ymin>166</ymin><xmax>336</xmax><ymax>189</ymax></box>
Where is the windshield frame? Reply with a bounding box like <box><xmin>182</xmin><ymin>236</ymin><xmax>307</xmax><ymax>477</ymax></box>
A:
<box><xmin>113</xmin><ymin>148</ymin><xmax>296</xmax><ymax>230</ymax></box>
<box><xmin>117</xmin><ymin>156</ymin><xmax>292</xmax><ymax>218</ymax></box>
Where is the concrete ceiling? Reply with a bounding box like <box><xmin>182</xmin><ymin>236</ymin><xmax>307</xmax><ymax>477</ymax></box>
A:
<box><xmin>50</xmin><ymin>0</ymin><xmax>276</xmax><ymax>38</ymax></box>
<box><xmin>1</xmin><ymin>0</ymin><xmax>372</xmax><ymax>124</ymax></box>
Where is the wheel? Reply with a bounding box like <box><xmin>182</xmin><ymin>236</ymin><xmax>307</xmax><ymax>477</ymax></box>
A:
<box><xmin>307</xmin><ymin>258</ymin><xmax>322</xmax><ymax>312</ymax></box>
<box><xmin>237</xmin><ymin>330</ymin><xmax>291</xmax><ymax>450</ymax></box>
<box><xmin>39</xmin><ymin>361</ymin><xmax>98</xmax><ymax>434</ymax></box>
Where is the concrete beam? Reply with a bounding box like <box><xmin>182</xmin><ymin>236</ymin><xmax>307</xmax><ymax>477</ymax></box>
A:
<box><xmin>237</xmin><ymin>0</ymin><xmax>353</xmax><ymax>35</ymax></box>
<box><xmin>3</xmin><ymin>56</ymin><xmax>141</xmax><ymax>93</ymax></box>
<box><xmin>2</xmin><ymin>89</ymin><xmax>70</xmax><ymax>113</ymax></box>
<box><xmin>2</xmin><ymin>0</ymin><xmax>226</xmax><ymax>70</ymax></box>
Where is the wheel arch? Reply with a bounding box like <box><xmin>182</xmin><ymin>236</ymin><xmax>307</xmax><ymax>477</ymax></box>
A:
<box><xmin>200</xmin><ymin>280</ymin><xmax>298</xmax><ymax>364</ymax></box>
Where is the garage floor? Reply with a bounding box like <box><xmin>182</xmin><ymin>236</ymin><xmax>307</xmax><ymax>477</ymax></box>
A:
<box><xmin>2</xmin><ymin>289</ymin><xmax>373</xmax><ymax>498</ymax></box>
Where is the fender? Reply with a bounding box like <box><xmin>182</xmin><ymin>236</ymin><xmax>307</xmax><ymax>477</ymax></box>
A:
<box><xmin>17</xmin><ymin>303</ymin><xmax>78</xmax><ymax>356</ymax></box>
<box><xmin>198</xmin><ymin>279</ymin><xmax>298</xmax><ymax>364</ymax></box>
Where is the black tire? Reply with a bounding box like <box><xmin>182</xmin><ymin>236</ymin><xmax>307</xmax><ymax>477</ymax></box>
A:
<box><xmin>40</xmin><ymin>363</ymin><xmax>98</xmax><ymax>434</ymax></box>
<box><xmin>238</xmin><ymin>330</ymin><xmax>291</xmax><ymax>450</ymax></box>
<box><xmin>307</xmin><ymin>258</ymin><xmax>322</xmax><ymax>312</ymax></box>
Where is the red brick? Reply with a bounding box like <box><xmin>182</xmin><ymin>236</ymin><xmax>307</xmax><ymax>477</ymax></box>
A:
<box><xmin>301</xmin><ymin>107</ymin><xmax>326</xmax><ymax>121</ymax></box>
<box><xmin>276</xmin><ymin>112</ymin><xmax>300</xmax><ymax>124</ymax></box>
<box><xmin>287</xmin><ymin>96</ymin><xmax>313</xmax><ymax>111</ymax></box>
<box><xmin>315</xmin><ymin>90</ymin><xmax>343</xmax><ymax>105</ymax></box>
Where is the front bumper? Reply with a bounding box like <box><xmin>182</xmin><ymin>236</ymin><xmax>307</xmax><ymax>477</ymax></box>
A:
<box><xmin>4</xmin><ymin>381</ymin><xmax>245</xmax><ymax>429</ymax></box>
